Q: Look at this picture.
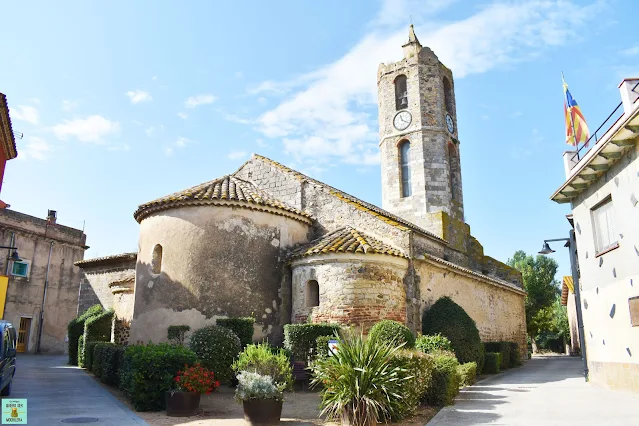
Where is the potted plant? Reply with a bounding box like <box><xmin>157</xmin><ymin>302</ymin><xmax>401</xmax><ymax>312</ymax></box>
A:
<box><xmin>166</xmin><ymin>363</ymin><xmax>220</xmax><ymax>417</ymax></box>
<box><xmin>235</xmin><ymin>371</ymin><xmax>284</xmax><ymax>425</ymax></box>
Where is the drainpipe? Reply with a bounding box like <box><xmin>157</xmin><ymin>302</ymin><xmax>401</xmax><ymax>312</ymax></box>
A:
<box><xmin>35</xmin><ymin>241</ymin><xmax>54</xmax><ymax>354</ymax></box>
<box><xmin>569</xmin><ymin>229</ymin><xmax>588</xmax><ymax>380</ymax></box>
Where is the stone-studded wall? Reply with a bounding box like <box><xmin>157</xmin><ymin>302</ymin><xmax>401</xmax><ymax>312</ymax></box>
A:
<box><xmin>291</xmin><ymin>254</ymin><xmax>409</xmax><ymax>331</ymax></box>
<box><xmin>75</xmin><ymin>254</ymin><xmax>137</xmax><ymax>315</ymax></box>
<box><xmin>130</xmin><ymin>204</ymin><xmax>309</xmax><ymax>345</ymax></box>
<box><xmin>416</xmin><ymin>258</ymin><xmax>527</xmax><ymax>358</ymax></box>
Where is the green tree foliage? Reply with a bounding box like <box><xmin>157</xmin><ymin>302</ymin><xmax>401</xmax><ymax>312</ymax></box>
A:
<box><xmin>507</xmin><ymin>250</ymin><xmax>560</xmax><ymax>337</ymax></box>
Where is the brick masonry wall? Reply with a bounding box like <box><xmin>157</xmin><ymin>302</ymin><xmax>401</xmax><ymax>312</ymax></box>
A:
<box><xmin>291</xmin><ymin>255</ymin><xmax>409</xmax><ymax>331</ymax></box>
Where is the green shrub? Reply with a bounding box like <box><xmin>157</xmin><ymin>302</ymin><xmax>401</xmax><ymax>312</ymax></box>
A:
<box><xmin>484</xmin><ymin>342</ymin><xmax>511</xmax><ymax>370</ymax></box>
<box><xmin>416</xmin><ymin>333</ymin><xmax>454</xmax><ymax>354</ymax></box>
<box><xmin>167</xmin><ymin>325</ymin><xmax>190</xmax><ymax>345</ymax></box>
<box><xmin>81</xmin><ymin>309</ymin><xmax>114</xmax><ymax>367</ymax></box>
<box><xmin>77</xmin><ymin>335</ymin><xmax>86</xmax><ymax>367</ymax></box>
<box><xmin>119</xmin><ymin>343</ymin><xmax>197</xmax><ymax>411</ymax></box>
<box><xmin>232</xmin><ymin>343</ymin><xmax>293</xmax><ymax>391</ymax></box>
<box><xmin>389</xmin><ymin>350</ymin><xmax>435</xmax><ymax>420</ymax></box>
<box><xmin>483</xmin><ymin>352</ymin><xmax>501</xmax><ymax>374</ymax></box>
<box><xmin>217</xmin><ymin>317</ymin><xmax>255</xmax><ymax>347</ymax></box>
<box><xmin>67</xmin><ymin>304</ymin><xmax>103</xmax><ymax>365</ymax></box>
<box><xmin>422</xmin><ymin>297</ymin><xmax>484</xmax><ymax>372</ymax></box>
<box><xmin>189</xmin><ymin>325</ymin><xmax>241</xmax><ymax>384</ymax></box>
<box><xmin>368</xmin><ymin>319</ymin><xmax>415</xmax><ymax>349</ymax></box>
<box><xmin>457</xmin><ymin>362</ymin><xmax>477</xmax><ymax>387</ymax></box>
<box><xmin>84</xmin><ymin>341</ymin><xmax>100</xmax><ymax>371</ymax></box>
<box><xmin>284</xmin><ymin>323</ymin><xmax>341</xmax><ymax>362</ymax></box>
<box><xmin>93</xmin><ymin>343</ymin><xmax>125</xmax><ymax>386</ymax></box>
<box><xmin>314</xmin><ymin>335</ymin><xmax>333</xmax><ymax>359</ymax></box>
<box><xmin>509</xmin><ymin>342</ymin><xmax>521</xmax><ymax>367</ymax></box>
<box><xmin>425</xmin><ymin>351</ymin><xmax>460</xmax><ymax>406</ymax></box>
<box><xmin>310</xmin><ymin>331</ymin><xmax>413</xmax><ymax>425</ymax></box>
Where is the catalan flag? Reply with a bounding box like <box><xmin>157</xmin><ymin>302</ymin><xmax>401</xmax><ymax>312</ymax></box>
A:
<box><xmin>563</xmin><ymin>76</ymin><xmax>590</xmax><ymax>147</ymax></box>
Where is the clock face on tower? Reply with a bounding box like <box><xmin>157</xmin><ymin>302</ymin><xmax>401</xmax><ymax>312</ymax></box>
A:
<box><xmin>445</xmin><ymin>114</ymin><xmax>455</xmax><ymax>134</ymax></box>
<box><xmin>393</xmin><ymin>110</ymin><xmax>412</xmax><ymax>131</ymax></box>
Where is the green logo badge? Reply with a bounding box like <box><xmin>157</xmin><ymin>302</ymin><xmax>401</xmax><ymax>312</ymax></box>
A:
<box><xmin>2</xmin><ymin>399</ymin><xmax>27</xmax><ymax>424</ymax></box>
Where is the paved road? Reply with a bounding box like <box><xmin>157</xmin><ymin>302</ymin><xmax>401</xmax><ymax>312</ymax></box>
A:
<box><xmin>429</xmin><ymin>355</ymin><xmax>639</xmax><ymax>426</ymax></box>
<box><xmin>8</xmin><ymin>354</ymin><xmax>147</xmax><ymax>425</ymax></box>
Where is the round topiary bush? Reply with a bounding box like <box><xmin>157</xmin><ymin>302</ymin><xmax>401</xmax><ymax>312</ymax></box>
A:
<box><xmin>189</xmin><ymin>325</ymin><xmax>241</xmax><ymax>384</ymax></box>
<box><xmin>368</xmin><ymin>319</ymin><xmax>415</xmax><ymax>349</ymax></box>
<box><xmin>422</xmin><ymin>297</ymin><xmax>484</xmax><ymax>371</ymax></box>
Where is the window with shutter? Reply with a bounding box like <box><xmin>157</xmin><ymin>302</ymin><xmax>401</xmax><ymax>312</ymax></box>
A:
<box><xmin>591</xmin><ymin>197</ymin><xmax>618</xmax><ymax>254</ymax></box>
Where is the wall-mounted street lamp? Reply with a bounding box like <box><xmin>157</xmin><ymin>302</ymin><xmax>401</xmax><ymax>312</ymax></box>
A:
<box><xmin>539</xmin><ymin>230</ymin><xmax>588</xmax><ymax>381</ymax></box>
<box><xmin>0</xmin><ymin>246</ymin><xmax>22</xmax><ymax>262</ymax></box>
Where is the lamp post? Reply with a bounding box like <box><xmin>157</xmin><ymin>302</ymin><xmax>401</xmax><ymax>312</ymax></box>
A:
<box><xmin>0</xmin><ymin>246</ymin><xmax>22</xmax><ymax>263</ymax></box>
<box><xmin>539</xmin><ymin>229</ymin><xmax>588</xmax><ymax>381</ymax></box>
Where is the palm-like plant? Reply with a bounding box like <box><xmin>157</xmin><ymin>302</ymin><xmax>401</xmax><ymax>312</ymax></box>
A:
<box><xmin>310</xmin><ymin>331</ymin><xmax>409</xmax><ymax>426</ymax></box>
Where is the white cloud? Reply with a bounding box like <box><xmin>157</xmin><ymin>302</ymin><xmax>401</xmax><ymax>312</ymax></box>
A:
<box><xmin>152</xmin><ymin>75</ymin><xmax>158</xmax><ymax>81</ymax></box>
<box><xmin>61</xmin><ymin>99</ymin><xmax>80</xmax><ymax>112</ymax></box>
<box><xmin>220</xmin><ymin>112</ymin><xmax>252</xmax><ymax>125</ymax></box>
<box><xmin>19</xmin><ymin>136</ymin><xmax>50</xmax><ymax>160</ymax></box>
<box><xmin>10</xmin><ymin>105</ymin><xmax>39</xmax><ymax>125</ymax></box>
<box><xmin>53</xmin><ymin>115</ymin><xmax>120</xmax><ymax>144</ymax></box>
<box><xmin>253</xmin><ymin>0</ymin><xmax>603</xmax><ymax>166</ymax></box>
<box><xmin>164</xmin><ymin>137</ymin><xmax>191</xmax><ymax>156</ymax></box>
<box><xmin>177</xmin><ymin>112</ymin><xmax>188</xmax><ymax>120</ymax></box>
<box><xmin>621</xmin><ymin>46</ymin><xmax>639</xmax><ymax>56</ymax></box>
<box><xmin>185</xmin><ymin>94</ymin><xmax>217</xmax><ymax>108</ymax></box>
<box><xmin>256</xmin><ymin>138</ymin><xmax>268</xmax><ymax>148</ymax></box>
<box><xmin>29</xmin><ymin>98</ymin><xmax>41</xmax><ymax>105</ymax></box>
<box><xmin>228</xmin><ymin>151</ymin><xmax>247</xmax><ymax>160</ymax></box>
<box><xmin>126</xmin><ymin>90</ymin><xmax>153</xmax><ymax>104</ymax></box>
<box><xmin>175</xmin><ymin>136</ymin><xmax>189</xmax><ymax>147</ymax></box>
<box><xmin>145</xmin><ymin>126</ymin><xmax>158</xmax><ymax>137</ymax></box>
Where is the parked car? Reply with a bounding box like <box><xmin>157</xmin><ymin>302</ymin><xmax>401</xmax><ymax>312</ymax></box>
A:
<box><xmin>0</xmin><ymin>321</ymin><xmax>17</xmax><ymax>396</ymax></box>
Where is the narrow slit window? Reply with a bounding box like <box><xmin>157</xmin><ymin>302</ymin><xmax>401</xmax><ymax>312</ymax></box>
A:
<box><xmin>443</xmin><ymin>77</ymin><xmax>453</xmax><ymax>115</ymax></box>
<box><xmin>152</xmin><ymin>244</ymin><xmax>163</xmax><ymax>274</ymax></box>
<box><xmin>400</xmin><ymin>141</ymin><xmax>411</xmax><ymax>197</ymax></box>
<box><xmin>395</xmin><ymin>75</ymin><xmax>408</xmax><ymax>110</ymax></box>
<box><xmin>306</xmin><ymin>280</ymin><xmax>319</xmax><ymax>307</ymax></box>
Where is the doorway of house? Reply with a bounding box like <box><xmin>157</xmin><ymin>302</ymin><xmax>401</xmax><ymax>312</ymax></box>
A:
<box><xmin>17</xmin><ymin>317</ymin><xmax>31</xmax><ymax>353</ymax></box>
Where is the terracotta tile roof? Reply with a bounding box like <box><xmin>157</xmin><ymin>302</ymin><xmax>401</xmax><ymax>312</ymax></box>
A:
<box><xmin>289</xmin><ymin>226</ymin><xmax>408</xmax><ymax>260</ymax></box>
<box><xmin>421</xmin><ymin>253</ymin><xmax>526</xmax><ymax>294</ymax></box>
<box><xmin>134</xmin><ymin>175</ymin><xmax>310</xmax><ymax>223</ymax></box>
<box><xmin>0</xmin><ymin>93</ymin><xmax>17</xmax><ymax>160</ymax></box>
<box><xmin>249</xmin><ymin>154</ymin><xmax>445</xmax><ymax>242</ymax></box>
<box><xmin>75</xmin><ymin>252</ymin><xmax>137</xmax><ymax>268</ymax></box>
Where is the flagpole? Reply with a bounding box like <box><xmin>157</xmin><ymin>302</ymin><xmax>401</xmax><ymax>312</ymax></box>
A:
<box><xmin>562</xmin><ymin>71</ymin><xmax>581</xmax><ymax>159</ymax></box>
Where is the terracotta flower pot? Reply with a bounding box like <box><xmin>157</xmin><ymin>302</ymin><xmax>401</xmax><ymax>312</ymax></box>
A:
<box><xmin>166</xmin><ymin>391</ymin><xmax>201</xmax><ymax>417</ymax></box>
<box><xmin>242</xmin><ymin>399</ymin><xmax>283</xmax><ymax>425</ymax></box>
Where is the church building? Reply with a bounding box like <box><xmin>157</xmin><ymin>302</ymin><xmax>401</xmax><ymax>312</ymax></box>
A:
<box><xmin>76</xmin><ymin>27</ymin><xmax>527</xmax><ymax>353</ymax></box>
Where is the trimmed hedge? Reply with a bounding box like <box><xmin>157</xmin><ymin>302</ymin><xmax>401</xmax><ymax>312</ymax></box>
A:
<box><xmin>484</xmin><ymin>342</ymin><xmax>510</xmax><ymax>370</ymax></box>
<box><xmin>284</xmin><ymin>323</ymin><xmax>341</xmax><ymax>362</ymax></box>
<box><xmin>422</xmin><ymin>297</ymin><xmax>484</xmax><ymax>372</ymax></box>
<box><xmin>416</xmin><ymin>333</ymin><xmax>453</xmax><ymax>354</ymax></box>
<box><xmin>67</xmin><ymin>304</ymin><xmax>103</xmax><ymax>365</ymax></box>
<box><xmin>368</xmin><ymin>320</ymin><xmax>415</xmax><ymax>349</ymax></box>
<box><xmin>93</xmin><ymin>343</ymin><xmax>125</xmax><ymax>386</ymax></box>
<box><xmin>77</xmin><ymin>335</ymin><xmax>86</xmax><ymax>367</ymax></box>
<box><xmin>81</xmin><ymin>309</ymin><xmax>114</xmax><ymax>367</ymax></box>
<box><xmin>425</xmin><ymin>351</ymin><xmax>460</xmax><ymax>406</ymax></box>
<box><xmin>457</xmin><ymin>362</ymin><xmax>477</xmax><ymax>387</ymax></box>
<box><xmin>217</xmin><ymin>317</ymin><xmax>255</xmax><ymax>347</ymax></box>
<box><xmin>119</xmin><ymin>343</ymin><xmax>197</xmax><ymax>411</ymax></box>
<box><xmin>483</xmin><ymin>352</ymin><xmax>502</xmax><ymax>374</ymax></box>
<box><xmin>84</xmin><ymin>341</ymin><xmax>100</xmax><ymax>371</ymax></box>
<box><xmin>390</xmin><ymin>350</ymin><xmax>435</xmax><ymax>419</ymax></box>
<box><xmin>167</xmin><ymin>325</ymin><xmax>190</xmax><ymax>345</ymax></box>
<box><xmin>509</xmin><ymin>342</ymin><xmax>521</xmax><ymax>367</ymax></box>
<box><xmin>189</xmin><ymin>325</ymin><xmax>241</xmax><ymax>384</ymax></box>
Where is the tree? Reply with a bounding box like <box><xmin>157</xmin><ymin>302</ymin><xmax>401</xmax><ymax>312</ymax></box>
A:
<box><xmin>507</xmin><ymin>250</ymin><xmax>560</xmax><ymax>339</ymax></box>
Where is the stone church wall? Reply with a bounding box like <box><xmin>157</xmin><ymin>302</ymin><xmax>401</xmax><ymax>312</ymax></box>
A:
<box><xmin>291</xmin><ymin>254</ymin><xmax>409</xmax><ymax>331</ymax></box>
<box><xmin>415</xmin><ymin>258</ymin><xmax>527</xmax><ymax>358</ymax></box>
<box><xmin>129</xmin><ymin>205</ymin><xmax>310</xmax><ymax>345</ymax></box>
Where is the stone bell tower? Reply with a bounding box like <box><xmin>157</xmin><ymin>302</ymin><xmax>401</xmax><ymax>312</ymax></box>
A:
<box><xmin>378</xmin><ymin>26</ymin><xmax>464</xmax><ymax>238</ymax></box>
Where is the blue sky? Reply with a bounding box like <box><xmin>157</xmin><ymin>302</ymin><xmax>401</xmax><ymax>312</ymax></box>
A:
<box><xmin>1</xmin><ymin>0</ymin><xmax>637</xmax><ymax>280</ymax></box>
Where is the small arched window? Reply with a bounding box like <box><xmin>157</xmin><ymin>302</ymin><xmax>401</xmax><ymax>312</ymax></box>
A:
<box><xmin>152</xmin><ymin>244</ymin><xmax>163</xmax><ymax>274</ymax></box>
<box><xmin>306</xmin><ymin>280</ymin><xmax>319</xmax><ymax>307</ymax></box>
<box><xmin>399</xmin><ymin>140</ymin><xmax>411</xmax><ymax>197</ymax></box>
<box><xmin>448</xmin><ymin>143</ymin><xmax>459</xmax><ymax>201</ymax></box>
<box><xmin>395</xmin><ymin>75</ymin><xmax>408</xmax><ymax>110</ymax></box>
<box><xmin>443</xmin><ymin>77</ymin><xmax>453</xmax><ymax>115</ymax></box>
